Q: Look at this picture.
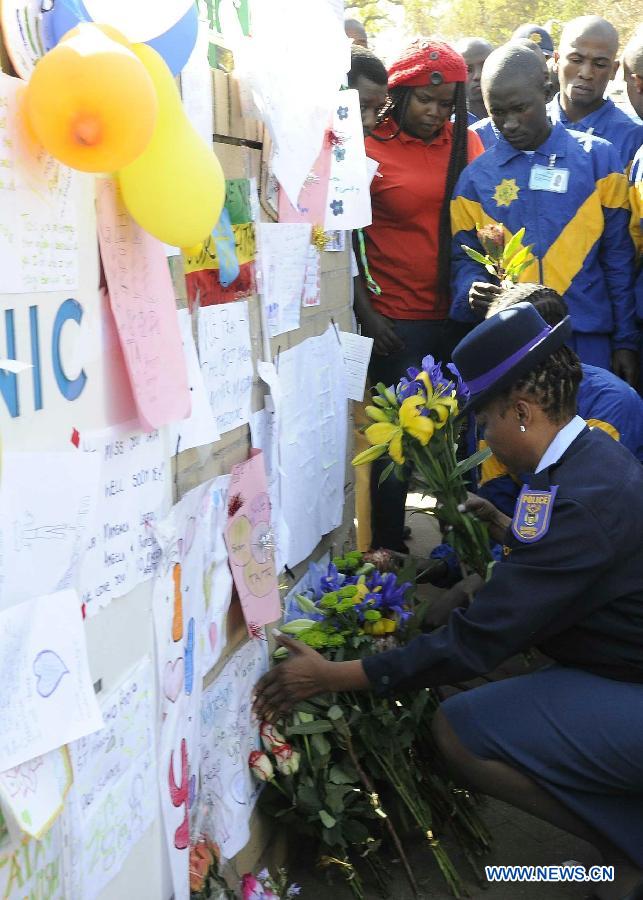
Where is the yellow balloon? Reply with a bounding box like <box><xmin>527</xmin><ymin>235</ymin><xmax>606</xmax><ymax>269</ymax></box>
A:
<box><xmin>24</xmin><ymin>24</ymin><xmax>157</xmax><ymax>173</ymax></box>
<box><xmin>118</xmin><ymin>44</ymin><xmax>225</xmax><ymax>248</ymax></box>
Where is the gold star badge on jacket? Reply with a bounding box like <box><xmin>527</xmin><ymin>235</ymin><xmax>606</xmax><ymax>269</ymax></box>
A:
<box><xmin>493</xmin><ymin>178</ymin><xmax>520</xmax><ymax>207</ymax></box>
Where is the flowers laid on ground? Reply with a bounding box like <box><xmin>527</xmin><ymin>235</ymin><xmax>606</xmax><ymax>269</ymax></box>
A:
<box><xmin>241</xmin><ymin>868</ymin><xmax>300</xmax><ymax>900</ymax></box>
<box><xmin>353</xmin><ymin>355</ymin><xmax>494</xmax><ymax>579</ymax></box>
<box><xmin>189</xmin><ymin>837</ymin><xmax>235</xmax><ymax>899</ymax></box>
<box><xmin>462</xmin><ymin>224</ymin><xmax>534</xmax><ymax>284</ymax></box>
<box><xmin>249</xmin><ymin>553</ymin><xmax>492</xmax><ymax>900</ymax></box>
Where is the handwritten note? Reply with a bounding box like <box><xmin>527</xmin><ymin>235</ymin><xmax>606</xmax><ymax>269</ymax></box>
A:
<box><xmin>198</xmin><ymin>301</ymin><xmax>254</xmax><ymax>435</ymax></box>
<box><xmin>0</xmin><ymin>589</ymin><xmax>103</xmax><ymax>771</ymax></box>
<box><xmin>324</xmin><ymin>89</ymin><xmax>372</xmax><ymax>231</ymax></box>
<box><xmin>301</xmin><ymin>245</ymin><xmax>322</xmax><ymax>307</ymax></box>
<box><xmin>340</xmin><ymin>331</ymin><xmax>373</xmax><ymax>401</ymax></box>
<box><xmin>224</xmin><ymin>450</ymin><xmax>281</xmax><ymax>637</ymax></box>
<box><xmin>153</xmin><ymin>483</ymin><xmax>211</xmax><ymax>900</ymax></box>
<box><xmin>0</xmin><ymin>749</ymin><xmax>72</xmax><ymax>840</ymax></box>
<box><xmin>169</xmin><ymin>309</ymin><xmax>220</xmax><ymax>454</ymax></box>
<box><xmin>96</xmin><ymin>177</ymin><xmax>191</xmax><ymax>432</ymax></box>
<box><xmin>0</xmin><ymin>74</ymin><xmax>82</xmax><ymax>294</ymax></box>
<box><xmin>180</xmin><ymin>20</ymin><xmax>214</xmax><ymax>146</ymax></box>
<box><xmin>201</xmin><ymin>476</ymin><xmax>233</xmax><ymax>676</ymax></box>
<box><xmin>65</xmin><ymin>658</ymin><xmax>156</xmax><ymax>900</ymax></box>
<box><xmin>78</xmin><ymin>425</ymin><xmax>169</xmax><ymax>616</ymax></box>
<box><xmin>199</xmin><ymin>638</ymin><xmax>268</xmax><ymax>858</ymax></box>
<box><xmin>278</xmin><ymin>137</ymin><xmax>332</xmax><ymax>225</ymax></box>
<box><xmin>258</xmin><ymin>223</ymin><xmax>311</xmax><ymax>337</ymax></box>
<box><xmin>276</xmin><ymin>326</ymin><xmax>348</xmax><ymax>566</ymax></box>
<box><xmin>0</xmin><ymin>450</ymin><xmax>101</xmax><ymax>612</ymax></box>
<box><xmin>250</xmin><ymin>391</ymin><xmax>290</xmax><ymax>574</ymax></box>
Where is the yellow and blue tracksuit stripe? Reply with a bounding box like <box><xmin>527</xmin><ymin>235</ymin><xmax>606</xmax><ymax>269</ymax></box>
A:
<box><xmin>629</xmin><ymin>144</ymin><xmax>643</xmax><ymax>321</ymax></box>
<box><xmin>548</xmin><ymin>94</ymin><xmax>643</xmax><ymax>173</ymax></box>
<box><xmin>478</xmin><ymin>362</ymin><xmax>643</xmax><ymax>516</ymax></box>
<box><xmin>450</xmin><ymin>122</ymin><xmax>638</xmax><ymax>351</ymax></box>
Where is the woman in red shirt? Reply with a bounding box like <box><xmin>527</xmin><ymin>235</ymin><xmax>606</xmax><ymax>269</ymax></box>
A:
<box><xmin>355</xmin><ymin>39</ymin><xmax>483</xmax><ymax>552</ymax></box>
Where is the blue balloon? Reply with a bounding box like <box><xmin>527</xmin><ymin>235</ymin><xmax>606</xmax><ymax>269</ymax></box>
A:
<box><xmin>148</xmin><ymin>3</ymin><xmax>199</xmax><ymax>76</ymax></box>
<box><xmin>43</xmin><ymin>0</ymin><xmax>198</xmax><ymax>75</ymax></box>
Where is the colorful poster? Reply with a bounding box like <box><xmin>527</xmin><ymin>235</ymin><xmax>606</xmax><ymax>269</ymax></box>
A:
<box><xmin>197</xmin><ymin>301</ymin><xmax>254</xmax><ymax>435</ymax></box>
<box><xmin>324</xmin><ymin>89</ymin><xmax>372</xmax><ymax>231</ymax></box>
<box><xmin>0</xmin><ymin>820</ymin><xmax>65</xmax><ymax>900</ymax></box>
<box><xmin>0</xmin><ymin>590</ymin><xmax>103</xmax><ymax>772</ymax></box>
<box><xmin>78</xmin><ymin>425</ymin><xmax>169</xmax><ymax>616</ymax></box>
<box><xmin>64</xmin><ymin>658</ymin><xmax>157</xmax><ymax>900</ymax></box>
<box><xmin>0</xmin><ymin>749</ymin><xmax>72</xmax><ymax>840</ymax></box>
<box><xmin>199</xmin><ymin>637</ymin><xmax>268</xmax><ymax>858</ymax></box>
<box><xmin>184</xmin><ymin>179</ymin><xmax>257</xmax><ymax>308</ymax></box>
<box><xmin>96</xmin><ymin>177</ymin><xmax>191</xmax><ymax>432</ymax></box>
<box><xmin>278</xmin><ymin>136</ymin><xmax>332</xmax><ymax>226</ymax></box>
<box><xmin>153</xmin><ymin>483</ymin><xmax>212</xmax><ymax>900</ymax></box>
<box><xmin>224</xmin><ymin>450</ymin><xmax>281</xmax><ymax>637</ymax></box>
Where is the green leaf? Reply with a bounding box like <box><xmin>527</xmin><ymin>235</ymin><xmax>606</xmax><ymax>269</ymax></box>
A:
<box><xmin>329</xmin><ymin>764</ymin><xmax>358</xmax><ymax>784</ymax></box>
<box><xmin>327</xmin><ymin>705</ymin><xmax>344</xmax><ymax>721</ymax></box>
<box><xmin>378</xmin><ymin>461</ymin><xmax>395</xmax><ymax>487</ymax></box>
<box><xmin>319</xmin><ymin>809</ymin><xmax>336</xmax><ymax>829</ymax></box>
<box><xmin>297</xmin><ymin>785</ymin><xmax>323</xmax><ymax>815</ymax></box>
<box><xmin>461</xmin><ymin>245</ymin><xmax>492</xmax><ymax>267</ymax></box>
<box><xmin>311</xmin><ymin>732</ymin><xmax>331</xmax><ymax>756</ymax></box>
<box><xmin>500</xmin><ymin>226</ymin><xmax>524</xmax><ymax>265</ymax></box>
<box><xmin>505</xmin><ymin>244</ymin><xmax>533</xmax><ymax>274</ymax></box>
<box><xmin>287</xmin><ymin>720</ymin><xmax>334</xmax><ymax>735</ymax></box>
<box><xmin>344</xmin><ymin>819</ymin><xmax>372</xmax><ymax>843</ymax></box>
<box><xmin>452</xmin><ymin>446</ymin><xmax>492</xmax><ymax>477</ymax></box>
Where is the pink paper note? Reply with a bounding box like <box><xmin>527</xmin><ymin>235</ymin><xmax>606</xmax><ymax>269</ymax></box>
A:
<box><xmin>96</xmin><ymin>178</ymin><xmax>191</xmax><ymax>432</ymax></box>
<box><xmin>224</xmin><ymin>450</ymin><xmax>281</xmax><ymax>637</ymax></box>
<box><xmin>278</xmin><ymin>134</ymin><xmax>332</xmax><ymax>225</ymax></box>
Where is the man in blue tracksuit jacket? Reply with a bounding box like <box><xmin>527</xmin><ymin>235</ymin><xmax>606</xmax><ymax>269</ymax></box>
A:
<box><xmin>549</xmin><ymin>16</ymin><xmax>643</xmax><ymax>173</ymax></box>
<box><xmin>450</xmin><ymin>42</ymin><xmax>638</xmax><ymax>386</ymax></box>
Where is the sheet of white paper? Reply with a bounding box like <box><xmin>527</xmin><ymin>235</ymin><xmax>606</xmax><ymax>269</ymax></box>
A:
<box><xmin>0</xmin><ymin>450</ymin><xmax>101</xmax><ymax>611</ymax></box>
<box><xmin>64</xmin><ymin>658</ymin><xmax>157</xmax><ymax>900</ymax></box>
<box><xmin>199</xmin><ymin>638</ymin><xmax>268</xmax><ymax>859</ymax></box>
<box><xmin>236</xmin><ymin>0</ymin><xmax>350</xmax><ymax>207</ymax></box>
<box><xmin>0</xmin><ymin>73</ymin><xmax>83</xmax><ymax>293</ymax></box>
<box><xmin>0</xmin><ymin>748</ymin><xmax>71</xmax><ymax>840</ymax></box>
<box><xmin>198</xmin><ymin>301</ymin><xmax>254</xmax><ymax>435</ymax></box>
<box><xmin>276</xmin><ymin>326</ymin><xmax>348</xmax><ymax>566</ymax></box>
<box><xmin>258</xmin><ymin>223</ymin><xmax>311</xmax><ymax>337</ymax></box>
<box><xmin>0</xmin><ymin>359</ymin><xmax>32</xmax><ymax>373</ymax></box>
<box><xmin>169</xmin><ymin>309</ymin><xmax>220</xmax><ymax>454</ymax></box>
<box><xmin>0</xmin><ymin>590</ymin><xmax>103</xmax><ymax>771</ymax></box>
<box><xmin>340</xmin><ymin>331</ymin><xmax>373</xmax><ymax>402</ymax></box>
<box><xmin>180</xmin><ymin>20</ymin><xmax>214</xmax><ymax>146</ymax></box>
<box><xmin>324</xmin><ymin>90</ymin><xmax>372</xmax><ymax>230</ymax></box>
<box><xmin>153</xmin><ymin>483</ymin><xmax>211</xmax><ymax>900</ymax></box>
<box><xmin>201</xmin><ymin>476</ymin><xmax>233</xmax><ymax>675</ymax></box>
<box><xmin>301</xmin><ymin>245</ymin><xmax>322</xmax><ymax>307</ymax></box>
<box><xmin>0</xmin><ymin>820</ymin><xmax>66</xmax><ymax>900</ymax></box>
<box><xmin>250</xmin><ymin>401</ymin><xmax>289</xmax><ymax>574</ymax></box>
<box><xmin>77</xmin><ymin>425</ymin><xmax>169</xmax><ymax>615</ymax></box>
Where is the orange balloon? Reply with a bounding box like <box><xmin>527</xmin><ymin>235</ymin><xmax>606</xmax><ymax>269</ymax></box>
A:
<box><xmin>24</xmin><ymin>23</ymin><xmax>158</xmax><ymax>173</ymax></box>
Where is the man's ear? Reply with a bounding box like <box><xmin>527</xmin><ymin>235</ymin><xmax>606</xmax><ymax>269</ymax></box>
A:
<box><xmin>553</xmin><ymin>50</ymin><xmax>560</xmax><ymax>72</ymax></box>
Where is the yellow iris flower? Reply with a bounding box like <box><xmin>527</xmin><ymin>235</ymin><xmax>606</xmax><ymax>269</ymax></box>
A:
<box><xmin>399</xmin><ymin>396</ymin><xmax>435</xmax><ymax>445</ymax></box>
<box><xmin>363</xmin><ymin>422</ymin><xmax>405</xmax><ymax>464</ymax></box>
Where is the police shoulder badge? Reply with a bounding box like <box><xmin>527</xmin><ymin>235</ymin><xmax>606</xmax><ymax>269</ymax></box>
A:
<box><xmin>511</xmin><ymin>485</ymin><xmax>558</xmax><ymax>543</ymax></box>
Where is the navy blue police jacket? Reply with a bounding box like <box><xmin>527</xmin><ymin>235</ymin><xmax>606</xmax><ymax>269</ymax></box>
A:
<box><xmin>363</xmin><ymin>427</ymin><xmax>643</xmax><ymax>693</ymax></box>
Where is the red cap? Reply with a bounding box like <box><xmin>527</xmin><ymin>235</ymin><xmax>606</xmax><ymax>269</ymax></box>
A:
<box><xmin>388</xmin><ymin>39</ymin><xmax>467</xmax><ymax>89</ymax></box>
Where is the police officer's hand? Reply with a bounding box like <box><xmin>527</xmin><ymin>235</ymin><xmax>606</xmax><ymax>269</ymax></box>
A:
<box><xmin>612</xmin><ymin>349</ymin><xmax>639</xmax><ymax>389</ymax></box>
<box><xmin>468</xmin><ymin>282</ymin><xmax>502</xmax><ymax>317</ymax></box>
<box><xmin>360</xmin><ymin>309</ymin><xmax>405</xmax><ymax>356</ymax></box>
<box><xmin>423</xmin><ymin>573</ymin><xmax>484</xmax><ymax>629</ymax></box>
<box><xmin>460</xmin><ymin>493</ymin><xmax>511</xmax><ymax>545</ymax></box>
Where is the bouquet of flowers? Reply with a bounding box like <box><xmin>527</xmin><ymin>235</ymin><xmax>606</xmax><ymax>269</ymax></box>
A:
<box><xmin>250</xmin><ymin>553</ymin><xmax>492</xmax><ymax>899</ymax></box>
<box><xmin>462</xmin><ymin>224</ymin><xmax>534</xmax><ymax>284</ymax></box>
<box><xmin>241</xmin><ymin>867</ymin><xmax>300</xmax><ymax>899</ymax></box>
<box><xmin>189</xmin><ymin>837</ymin><xmax>235</xmax><ymax>899</ymax></box>
<box><xmin>353</xmin><ymin>355</ymin><xmax>494</xmax><ymax>579</ymax></box>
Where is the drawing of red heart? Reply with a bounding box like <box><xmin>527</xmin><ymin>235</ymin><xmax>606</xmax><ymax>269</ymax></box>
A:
<box><xmin>208</xmin><ymin>623</ymin><xmax>218</xmax><ymax>651</ymax></box>
<box><xmin>163</xmin><ymin>657</ymin><xmax>184</xmax><ymax>703</ymax></box>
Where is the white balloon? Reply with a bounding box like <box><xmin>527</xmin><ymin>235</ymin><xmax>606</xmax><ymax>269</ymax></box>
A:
<box><xmin>82</xmin><ymin>0</ymin><xmax>194</xmax><ymax>43</ymax></box>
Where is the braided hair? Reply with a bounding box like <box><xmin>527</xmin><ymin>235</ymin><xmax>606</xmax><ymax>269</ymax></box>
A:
<box><xmin>372</xmin><ymin>81</ymin><xmax>470</xmax><ymax>300</ymax></box>
<box><xmin>499</xmin><ymin>347</ymin><xmax>582</xmax><ymax>424</ymax></box>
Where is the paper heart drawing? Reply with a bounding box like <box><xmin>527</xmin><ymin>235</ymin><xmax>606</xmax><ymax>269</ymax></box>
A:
<box><xmin>163</xmin><ymin>657</ymin><xmax>185</xmax><ymax>703</ymax></box>
<box><xmin>33</xmin><ymin>650</ymin><xmax>69</xmax><ymax>698</ymax></box>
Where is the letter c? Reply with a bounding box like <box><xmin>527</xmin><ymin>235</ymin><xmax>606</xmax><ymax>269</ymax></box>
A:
<box><xmin>52</xmin><ymin>298</ymin><xmax>87</xmax><ymax>401</ymax></box>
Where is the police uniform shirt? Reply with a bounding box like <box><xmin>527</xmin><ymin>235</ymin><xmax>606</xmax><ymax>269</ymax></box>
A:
<box><xmin>363</xmin><ymin>425</ymin><xmax>643</xmax><ymax>694</ymax></box>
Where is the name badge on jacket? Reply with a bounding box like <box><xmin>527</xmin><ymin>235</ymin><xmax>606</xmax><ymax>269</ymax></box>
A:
<box><xmin>529</xmin><ymin>165</ymin><xmax>569</xmax><ymax>193</ymax></box>
<box><xmin>511</xmin><ymin>485</ymin><xmax>558</xmax><ymax>543</ymax></box>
